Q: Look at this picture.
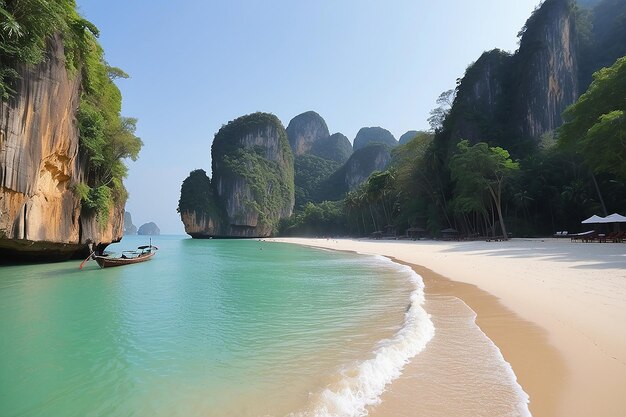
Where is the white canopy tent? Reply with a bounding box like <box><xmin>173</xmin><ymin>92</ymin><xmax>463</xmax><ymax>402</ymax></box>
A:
<box><xmin>581</xmin><ymin>214</ymin><xmax>605</xmax><ymax>224</ymax></box>
<box><xmin>600</xmin><ymin>213</ymin><xmax>626</xmax><ymax>223</ymax></box>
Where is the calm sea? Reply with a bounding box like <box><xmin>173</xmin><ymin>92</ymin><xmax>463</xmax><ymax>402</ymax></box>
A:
<box><xmin>0</xmin><ymin>236</ymin><xmax>529</xmax><ymax>416</ymax></box>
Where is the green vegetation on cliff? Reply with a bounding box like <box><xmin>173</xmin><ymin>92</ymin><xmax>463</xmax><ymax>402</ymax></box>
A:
<box><xmin>294</xmin><ymin>154</ymin><xmax>339</xmax><ymax>209</ymax></box>
<box><xmin>0</xmin><ymin>0</ymin><xmax>141</xmax><ymax>227</ymax></box>
<box><xmin>76</xmin><ymin>41</ymin><xmax>141</xmax><ymax>226</ymax></box>
<box><xmin>213</xmin><ymin>112</ymin><xmax>294</xmax><ymax>234</ymax></box>
<box><xmin>0</xmin><ymin>0</ymin><xmax>97</xmax><ymax>98</ymax></box>
<box><xmin>213</xmin><ymin>113</ymin><xmax>290</xmax><ymax>159</ymax></box>
<box><xmin>283</xmin><ymin>1</ymin><xmax>626</xmax><ymax>239</ymax></box>
<box><xmin>318</xmin><ymin>143</ymin><xmax>392</xmax><ymax>202</ymax></box>
<box><xmin>177</xmin><ymin>169</ymin><xmax>222</xmax><ymax>219</ymax></box>
<box><xmin>310</xmin><ymin>133</ymin><xmax>353</xmax><ymax>163</ymax></box>
<box><xmin>353</xmin><ymin>127</ymin><xmax>397</xmax><ymax>151</ymax></box>
<box><xmin>559</xmin><ymin>56</ymin><xmax>626</xmax><ymax>180</ymax></box>
<box><xmin>222</xmin><ymin>147</ymin><xmax>293</xmax><ymax>229</ymax></box>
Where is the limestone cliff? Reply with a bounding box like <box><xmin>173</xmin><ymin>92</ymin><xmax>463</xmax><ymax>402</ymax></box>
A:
<box><xmin>286</xmin><ymin>111</ymin><xmax>330</xmax><ymax>156</ymax></box>
<box><xmin>513</xmin><ymin>0</ymin><xmax>579</xmax><ymax>139</ymax></box>
<box><xmin>310</xmin><ymin>132</ymin><xmax>353</xmax><ymax>163</ymax></box>
<box><xmin>180</xmin><ymin>113</ymin><xmax>294</xmax><ymax>238</ymax></box>
<box><xmin>138</xmin><ymin>222</ymin><xmax>160</xmax><ymax>236</ymax></box>
<box><xmin>178</xmin><ymin>169</ymin><xmax>224</xmax><ymax>237</ymax></box>
<box><xmin>441</xmin><ymin>0</ymin><xmax>626</xmax><ymax>154</ymax></box>
<box><xmin>398</xmin><ymin>131</ymin><xmax>419</xmax><ymax>145</ymax></box>
<box><xmin>353</xmin><ymin>127</ymin><xmax>398</xmax><ymax>151</ymax></box>
<box><xmin>434</xmin><ymin>0</ymin><xmax>582</xmax><ymax>157</ymax></box>
<box><xmin>0</xmin><ymin>36</ymin><xmax>123</xmax><ymax>261</ymax></box>
<box><xmin>124</xmin><ymin>211</ymin><xmax>137</xmax><ymax>235</ymax></box>
<box><xmin>579</xmin><ymin>0</ymin><xmax>626</xmax><ymax>87</ymax></box>
<box><xmin>286</xmin><ymin>112</ymin><xmax>353</xmax><ymax>163</ymax></box>
<box><xmin>318</xmin><ymin>144</ymin><xmax>392</xmax><ymax>201</ymax></box>
<box><xmin>447</xmin><ymin>49</ymin><xmax>512</xmax><ymax>147</ymax></box>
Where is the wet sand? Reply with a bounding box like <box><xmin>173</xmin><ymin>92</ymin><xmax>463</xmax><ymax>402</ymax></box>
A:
<box><xmin>369</xmin><ymin>262</ymin><xmax>563</xmax><ymax>417</ymax></box>
<box><xmin>271</xmin><ymin>238</ymin><xmax>626</xmax><ymax>416</ymax></box>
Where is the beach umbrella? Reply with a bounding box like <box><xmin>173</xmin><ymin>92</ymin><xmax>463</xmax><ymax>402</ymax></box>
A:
<box><xmin>600</xmin><ymin>213</ymin><xmax>626</xmax><ymax>223</ymax></box>
<box><xmin>581</xmin><ymin>215</ymin><xmax>605</xmax><ymax>224</ymax></box>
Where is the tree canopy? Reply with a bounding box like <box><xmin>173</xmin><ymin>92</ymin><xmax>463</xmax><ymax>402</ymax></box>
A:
<box><xmin>177</xmin><ymin>169</ymin><xmax>221</xmax><ymax>218</ymax></box>
<box><xmin>559</xmin><ymin>55</ymin><xmax>626</xmax><ymax>180</ymax></box>
<box><xmin>1</xmin><ymin>0</ymin><xmax>142</xmax><ymax>226</ymax></box>
<box><xmin>0</xmin><ymin>0</ymin><xmax>98</xmax><ymax>98</ymax></box>
<box><xmin>449</xmin><ymin>140</ymin><xmax>519</xmax><ymax>237</ymax></box>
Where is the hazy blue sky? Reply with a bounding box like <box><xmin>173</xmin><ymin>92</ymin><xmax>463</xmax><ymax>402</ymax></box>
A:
<box><xmin>76</xmin><ymin>0</ymin><xmax>541</xmax><ymax>234</ymax></box>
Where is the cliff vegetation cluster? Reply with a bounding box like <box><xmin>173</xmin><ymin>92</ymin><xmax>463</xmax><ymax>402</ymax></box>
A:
<box><xmin>179</xmin><ymin>113</ymin><xmax>294</xmax><ymax>238</ymax></box>
<box><xmin>280</xmin><ymin>0</ymin><xmax>626</xmax><ymax>239</ymax></box>
<box><xmin>178</xmin><ymin>0</ymin><xmax>625</xmax><ymax>241</ymax></box>
<box><xmin>179</xmin><ymin>109</ymin><xmax>408</xmax><ymax>238</ymax></box>
<box><xmin>0</xmin><ymin>0</ymin><xmax>141</xmax><ymax>260</ymax></box>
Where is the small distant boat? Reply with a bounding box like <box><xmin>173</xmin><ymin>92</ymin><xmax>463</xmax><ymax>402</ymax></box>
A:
<box><xmin>80</xmin><ymin>242</ymin><xmax>158</xmax><ymax>269</ymax></box>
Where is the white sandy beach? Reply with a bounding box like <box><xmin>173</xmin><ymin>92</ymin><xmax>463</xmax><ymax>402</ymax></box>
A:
<box><xmin>270</xmin><ymin>237</ymin><xmax>626</xmax><ymax>416</ymax></box>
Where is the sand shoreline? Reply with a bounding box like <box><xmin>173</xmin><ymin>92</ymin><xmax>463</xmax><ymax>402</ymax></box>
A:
<box><xmin>270</xmin><ymin>237</ymin><xmax>626</xmax><ymax>416</ymax></box>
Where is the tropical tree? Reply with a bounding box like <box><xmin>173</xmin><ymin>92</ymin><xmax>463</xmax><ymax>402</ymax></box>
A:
<box><xmin>559</xmin><ymin>55</ymin><xmax>626</xmax><ymax>180</ymax></box>
<box><xmin>365</xmin><ymin>170</ymin><xmax>395</xmax><ymax>225</ymax></box>
<box><xmin>391</xmin><ymin>131</ymin><xmax>453</xmax><ymax>233</ymax></box>
<box><xmin>280</xmin><ymin>201</ymin><xmax>345</xmax><ymax>237</ymax></box>
<box><xmin>428</xmin><ymin>89</ymin><xmax>455</xmax><ymax>132</ymax></box>
<box><xmin>449</xmin><ymin>140</ymin><xmax>519</xmax><ymax>238</ymax></box>
<box><xmin>0</xmin><ymin>0</ymin><xmax>99</xmax><ymax>98</ymax></box>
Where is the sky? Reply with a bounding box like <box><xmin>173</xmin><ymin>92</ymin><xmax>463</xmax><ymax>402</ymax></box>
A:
<box><xmin>76</xmin><ymin>0</ymin><xmax>542</xmax><ymax>234</ymax></box>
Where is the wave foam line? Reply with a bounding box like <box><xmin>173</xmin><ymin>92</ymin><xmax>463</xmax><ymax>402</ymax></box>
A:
<box><xmin>297</xmin><ymin>258</ymin><xmax>435</xmax><ymax>417</ymax></box>
<box><xmin>463</xmin><ymin>304</ymin><xmax>532</xmax><ymax>417</ymax></box>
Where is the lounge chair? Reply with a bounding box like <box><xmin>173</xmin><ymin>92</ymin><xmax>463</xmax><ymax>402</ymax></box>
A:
<box><xmin>610</xmin><ymin>231</ymin><xmax>625</xmax><ymax>243</ymax></box>
<box><xmin>570</xmin><ymin>230</ymin><xmax>596</xmax><ymax>242</ymax></box>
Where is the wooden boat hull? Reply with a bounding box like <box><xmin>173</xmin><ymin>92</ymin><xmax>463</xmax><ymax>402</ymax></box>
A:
<box><xmin>94</xmin><ymin>251</ymin><xmax>155</xmax><ymax>268</ymax></box>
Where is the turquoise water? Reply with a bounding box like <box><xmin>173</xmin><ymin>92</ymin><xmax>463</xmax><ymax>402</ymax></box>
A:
<box><xmin>0</xmin><ymin>236</ymin><xmax>431</xmax><ymax>417</ymax></box>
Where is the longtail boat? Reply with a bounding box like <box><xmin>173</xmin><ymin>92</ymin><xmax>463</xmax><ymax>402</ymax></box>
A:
<box><xmin>80</xmin><ymin>242</ymin><xmax>158</xmax><ymax>269</ymax></box>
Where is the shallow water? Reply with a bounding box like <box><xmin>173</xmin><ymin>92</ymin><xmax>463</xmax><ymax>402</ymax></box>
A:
<box><xmin>0</xmin><ymin>236</ymin><xmax>531</xmax><ymax>416</ymax></box>
<box><xmin>369</xmin><ymin>295</ymin><xmax>531</xmax><ymax>417</ymax></box>
<box><xmin>0</xmin><ymin>236</ymin><xmax>430</xmax><ymax>417</ymax></box>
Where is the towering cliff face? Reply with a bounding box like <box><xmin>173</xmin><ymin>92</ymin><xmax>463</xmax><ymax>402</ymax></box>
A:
<box><xmin>286</xmin><ymin>111</ymin><xmax>330</xmax><ymax>156</ymax></box>
<box><xmin>310</xmin><ymin>132</ymin><xmax>353</xmax><ymax>163</ymax></box>
<box><xmin>577</xmin><ymin>0</ymin><xmax>602</xmax><ymax>9</ymax></box>
<box><xmin>438</xmin><ymin>0</ymin><xmax>592</xmax><ymax>155</ymax></box>
<box><xmin>179</xmin><ymin>169</ymin><xmax>224</xmax><ymax>237</ymax></box>
<box><xmin>138</xmin><ymin>222</ymin><xmax>160</xmax><ymax>236</ymax></box>
<box><xmin>180</xmin><ymin>113</ymin><xmax>294</xmax><ymax>238</ymax></box>
<box><xmin>447</xmin><ymin>49</ymin><xmax>512</xmax><ymax>147</ymax></box>
<box><xmin>579</xmin><ymin>0</ymin><xmax>626</xmax><ymax>87</ymax></box>
<box><xmin>514</xmin><ymin>0</ymin><xmax>580</xmax><ymax>139</ymax></box>
<box><xmin>399</xmin><ymin>131</ymin><xmax>419</xmax><ymax>145</ymax></box>
<box><xmin>124</xmin><ymin>211</ymin><xmax>137</xmax><ymax>235</ymax></box>
<box><xmin>318</xmin><ymin>144</ymin><xmax>392</xmax><ymax>201</ymax></box>
<box><xmin>353</xmin><ymin>127</ymin><xmax>398</xmax><ymax>151</ymax></box>
<box><xmin>0</xmin><ymin>36</ymin><xmax>123</xmax><ymax>261</ymax></box>
<box><xmin>286</xmin><ymin>112</ymin><xmax>354</xmax><ymax>208</ymax></box>
<box><xmin>344</xmin><ymin>144</ymin><xmax>392</xmax><ymax>190</ymax></box>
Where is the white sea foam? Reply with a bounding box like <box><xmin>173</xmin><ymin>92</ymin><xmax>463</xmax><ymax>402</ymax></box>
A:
<box><xmin>461</xmin><ymin>302</ymin><xmax>532</xmax><ymax>417</ymax></box>
<box><xmin>291</xmin><ymin>254</ymin><xmax>533</xmax><ymax>417</ymax></box>
<box><xmin>293</xmin><ymin>257</ymin><xmax>435</xmax><ymax>417</ymax></box>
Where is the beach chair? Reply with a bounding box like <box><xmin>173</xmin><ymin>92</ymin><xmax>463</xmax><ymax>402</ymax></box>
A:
<box><xmin>570</xmin><ymin>230</ymin><xmax>596</xmax><ymax>242</ymax></box>
<box><xmin>611</xmin><ymin>231</ymin><xmax>625</xmax><ymax>243</ymax></box>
